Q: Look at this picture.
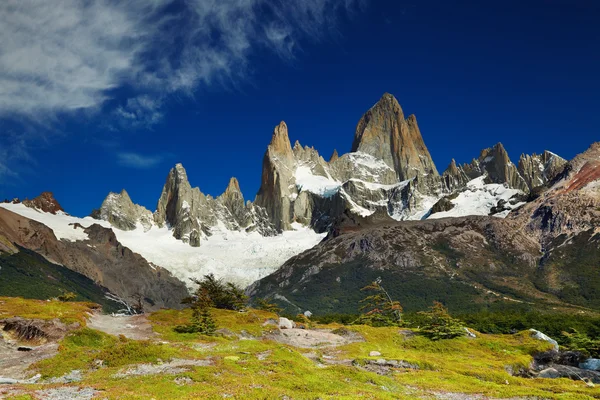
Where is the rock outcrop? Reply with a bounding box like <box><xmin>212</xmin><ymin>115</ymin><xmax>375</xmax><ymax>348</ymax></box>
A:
<box><xmin>91</xmin><ymin>190</ymin><xmax>154</xmax><ymax>232</ymax></box>
<box><xmin>518</xmin><ymin>151</ymin><xmax>567</xmax><ymax>190</ymax></box>
<box><xmin>22</xmin><ymin>192</ymin><xmax>64</xmax><ymax>215</ymax></box>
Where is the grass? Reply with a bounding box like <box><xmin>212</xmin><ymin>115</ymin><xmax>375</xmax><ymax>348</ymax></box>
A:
<box><xmin>0</xmin><ymin>296</ymin><xmax>99</xmax><ymax>325</ymax></box>
<box><xmin>3</xmin><ymin>297</ymin><xmax>600</xmax><ymax>399</ymax></box>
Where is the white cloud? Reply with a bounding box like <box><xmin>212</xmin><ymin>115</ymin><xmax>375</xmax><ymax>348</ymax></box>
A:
<box><xmin>116</xmin><ymin>152</ymin><xmax>164</xmax><ymax>169</ymax></box>
<box><xmin>0</xmin><ymin>0</ymin><xmax>363</xmax><ymax>124</ymax></box>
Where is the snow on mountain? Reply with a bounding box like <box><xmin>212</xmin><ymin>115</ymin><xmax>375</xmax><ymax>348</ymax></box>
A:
<box><xmin>0</xmin><ymin>203</ymin><xmax>324</xmax><ymax>288</ymax></box>
<box><xmin>294</xmin><ymin>165</ymin><xmax>341</xmax><ymax>198</ymax></box>
<box><xmin>428</xmin><ymin>176</ymin><xmax>525</xmax><ymax>219</ymax></box>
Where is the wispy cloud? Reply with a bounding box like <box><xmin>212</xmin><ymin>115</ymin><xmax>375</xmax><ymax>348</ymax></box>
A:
<box><xmin>116</xmin><ymin>152</ymin><xmax>165</xmax><ymax>169</ymax></box>
<box><xmin>0</xmin><ymin>0</ymin><xmax>363</xmax><ymax>125</ymax></box>
<box><xmin>0</xmin><ymin>0</ymin><xmax>365</xmax><ymax>177</ymax></box>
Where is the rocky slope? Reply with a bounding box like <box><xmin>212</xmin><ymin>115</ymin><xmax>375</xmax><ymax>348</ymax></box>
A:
<box><xmin>249</xmin><ymin>144</ymin><xmax>600</xmax><ymax>314</ymax></box>
<box><xmin>0</xmin><ymin>206</ymin><xmax>188</xmax><ymax>311</ymax></box>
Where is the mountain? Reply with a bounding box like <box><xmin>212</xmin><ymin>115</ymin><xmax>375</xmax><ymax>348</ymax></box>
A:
<box><xmin>248</xmin><ymin>142</ymin><xmax>600</xmax><ymax>314</ymax></box>
<box><xmin>0</xmin><ymin>199</ymin><xmax>188</xmax><ymax>311</ymax></box>
<box><xmin>1</xmin><ymin>93</ymin><xmax>574</xmax><ymax>295</ymax></box>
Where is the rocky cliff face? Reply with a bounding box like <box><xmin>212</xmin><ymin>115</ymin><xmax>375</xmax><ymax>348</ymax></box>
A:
<box><xmin>352</xmin><ymin>93</ymin><xmax>440</xmax><ymax>192</ymax></box>
<box><xmin>518</xmin><ymin>151</ymin><xmax>567</xmax><ymax>191</ymax></box>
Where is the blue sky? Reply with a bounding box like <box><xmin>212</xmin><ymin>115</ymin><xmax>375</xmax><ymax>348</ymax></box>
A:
<box><xmin>1</xmin><ymin>0</ymin><xmax>599</xmax><ymax>216</ymax></box>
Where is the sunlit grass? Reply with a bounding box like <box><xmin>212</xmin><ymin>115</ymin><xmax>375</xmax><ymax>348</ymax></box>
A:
<box><xmin>3</xmin><ymin>297</ymin><xmax>599</xmax><ymax>399</ymax></box>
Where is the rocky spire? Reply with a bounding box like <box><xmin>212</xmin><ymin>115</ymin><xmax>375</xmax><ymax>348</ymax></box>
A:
<box><xmin>154</xmin><ymin>163</ymin><xmax>207</xmax><ymax>246</ymax></box>
<box><xmin>255</xmin><ymin>122</ymin><xmax>299</xmax><ymax>232</ymax></box>
<box><xmin>478</xmin><ymin>143</ymin><xmax>528</xmax><ymax>192</ymax></box>
<box><xmin>270</xmin><ymin>121</ymin><xmax>294</xmax><ymax>160</ymax></box>
<box><xmin>518</xmin><ymin>150</ymin><xmax>567</xmax><ymax>190</ymax></box>
<box><xmin>218</xmin><ymin>177</ymin><xmax>245</xmax><ymax>222</ymax></box>
<box><xmin>351</xmin><ymin>93</ymin><xmax>439</xmax><ymax>190</ymax></box>
<box><xmin>329</xmin><ymin>149</ymin><xmax>339</xmax><ymax>163</ymax></box>
<box><xmin>442</xmin><ymin>159</ymin><xmax>469</xmax><ymax>191</ymax></box>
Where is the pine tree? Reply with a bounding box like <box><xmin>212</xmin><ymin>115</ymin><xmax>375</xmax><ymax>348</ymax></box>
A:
<box><xmin>418</xmin><ymin>301</ymin><xmax>465</xmax><ymax>340</ymax></box>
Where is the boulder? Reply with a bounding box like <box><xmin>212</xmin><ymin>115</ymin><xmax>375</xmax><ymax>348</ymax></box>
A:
<box><xmin>369</xmin><ymin>351</ymin><xmax>381</xmax><ymax>357</ymax></box>
<box><xmin>581</xmin><ymin>359</ymin><xmax>600</xmax><ymax>371</ymax></box>
<box><xmin>538</xmin><ymin>368</ymin><xmax>561</xmax><ymax>379</ymax></box>
<box><xmin>529</xmin><ymin>329</ymin><xmax>559</xmax><ymax>351</ymax></box>
<box><xmin>278</xmin><ymin>317</ymin><xmax>295</xmax><ymax>330</ymax></box>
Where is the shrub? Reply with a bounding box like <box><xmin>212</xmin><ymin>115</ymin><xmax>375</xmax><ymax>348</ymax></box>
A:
<box><xmin>418</xmin><ymin>301</ymin><xmax>464</xmax><ymax>340</ymax></box>
<box><xmin>57</xmin><ymin>291</ymin><xmax>77</xmax><ymax>302</ymax></box>
<box><xmin>561</xmin><ymin>329</ymin><xmax>600</xmax><ymax>358</ymax></box>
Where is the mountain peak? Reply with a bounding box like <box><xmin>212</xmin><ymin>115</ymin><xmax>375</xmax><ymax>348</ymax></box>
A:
<box><xmin>329</xmin><ymin>149</ymin><xmax>339</xmax><ymax>163</ymax></box>
<box><xmin>268</xmin><ymin>121</ymin><xmax>293</xmax><ymax>158</ymax></box>
<box><xmin>352</xmin><ymin>93</ymin><xmax>439</xmax><ymax>186</ymax></box>
<box><xmin>22</xmin><ymin>192</ymin><xmax>64</xmax><ymax>215</ymax></box>
<box><xmin>225</xmin><ymin>177</ymin><xmax>241</xmax><ymax>194</ymax></box>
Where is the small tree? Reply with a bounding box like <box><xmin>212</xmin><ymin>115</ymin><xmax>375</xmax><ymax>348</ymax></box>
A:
<box><xmin>418</xmin><ymin>301</ymin><xmax>464</xmax><ymax>340</ymax></box>
<box><xmin>175</xmin><ymin>288</ymin><xmax>216</xmax><ymax>335</ymax></box>
<box><xmin>353</xmin><ymin>277</ymin><xmax>403</xmax><ymax>327</ymax></box>
<box><xmin>255</xmin><ymin>298</ymin><xmax>282</xmax><ymax>315</ymax></box>
<box><xmin>191</xmin><ymin>274</ymin><xmax>247</xmax><ymax>311</ymax></box>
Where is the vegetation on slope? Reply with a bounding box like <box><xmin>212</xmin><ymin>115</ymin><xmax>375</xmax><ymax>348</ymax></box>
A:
<box><xmin>1</xmin><ymin>297</ymin><xmax>599</xmax><ymax>399</ymax></box>
<box><xmin>0</xmin><ymin>248</ymin><xmax>120</xmax><ymax>312</ymax></box>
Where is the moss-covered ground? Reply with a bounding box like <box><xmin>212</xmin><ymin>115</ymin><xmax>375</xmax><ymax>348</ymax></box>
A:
<box><xmin>1</xmin><ymin>297</ymin><xmax>599</xmax><ymax>399</ymax></box>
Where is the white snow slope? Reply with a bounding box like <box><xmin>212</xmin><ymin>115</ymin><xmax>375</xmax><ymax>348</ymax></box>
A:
<box><xmin>428</xmin><ymin>176</ymin><xmax>524</xmax><ymax>219</ymax></box>
<box><xmin>0</xmin><ymin>203</ymin><xmax>325</xmax><ymax>288</ymax></box>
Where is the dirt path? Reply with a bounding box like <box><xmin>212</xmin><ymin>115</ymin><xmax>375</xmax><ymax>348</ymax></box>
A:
<box><xmin>87</xmin><ymin>313</ymin><xmax>156</xmax><ymax>340</ymax></box>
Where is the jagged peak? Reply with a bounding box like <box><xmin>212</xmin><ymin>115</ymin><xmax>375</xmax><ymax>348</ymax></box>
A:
<box><xmin>22</xmin><ymin>192</ymin><xmax>64</xmax><ymax>215</ymax></box>
<box><xmin>369</xmin><ymin>92</ymin><xmax>403</xmax><ymax>115</ymax></box>
<box><xmin>444</xmin><ymin>159</ymin><xmax>459</xmax><ymax>175</ymax></box>
<box><xmin>168</xmin><ymin>163</ymin><xmax>190</xmax><ymax>185</ymax></box>
<box><xmin>225</xmin><ymin>177</ymin><xmax>241</xmax><ymax>194</ymax></box>
<box><xmin>293</xmin><ymin>140</ymin><xmax>302</xmax><ymax>150</ymax></box>
<box><xmin>479</xmin><ymin>142</ymin><xmax>509</xmax><ymax>164</ymax></box>
<box><xmin>329</xmin><ymin>149</ymin><xmax>339</xmax><ymax>163</ymax></box>
<box><xmin>268</xmin><ymin>121</ymin><xmax>293</xmax><ymax>158</ymax></box>
<box><xmin>118</xmin><ymin>189</ymin><xmax>132</xmax><ymax>202</ymax></box>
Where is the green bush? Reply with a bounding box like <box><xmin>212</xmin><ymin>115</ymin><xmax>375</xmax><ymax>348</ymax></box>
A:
<box><xmin>561</xmin><ymin>329</ymin><xmax>600</xmax><ymax>358</ymax></box>
<box><xmin>418</xmin><ymin>301</ymin><xmax>465</xmax><ymax>340</ymax></box>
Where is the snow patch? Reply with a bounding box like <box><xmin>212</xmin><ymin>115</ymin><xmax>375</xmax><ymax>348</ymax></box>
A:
<box><xmin>295</xmin><ymin>166</ymin><xmax>341</xmax><ymax>198</ymax></box>
<box><xmin>428</xmin><ymin>176</ymin><xmax>523</xmax><ymax>219</ymax></box>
